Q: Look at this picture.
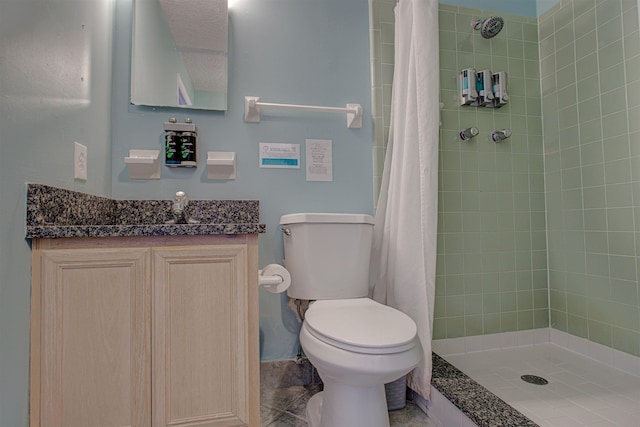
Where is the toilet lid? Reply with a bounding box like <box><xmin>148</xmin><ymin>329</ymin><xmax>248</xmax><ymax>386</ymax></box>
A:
<box><xmin>304</xmin><ymin>298</ymin><xmax>418</xmax><ymax>354</ymax></box>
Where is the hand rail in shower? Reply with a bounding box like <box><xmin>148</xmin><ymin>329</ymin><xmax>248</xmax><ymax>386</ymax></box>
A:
<box><xmin>244</xmin><ymin>96</ymin><xmax>363</xmax><ymax>128</ymax></box>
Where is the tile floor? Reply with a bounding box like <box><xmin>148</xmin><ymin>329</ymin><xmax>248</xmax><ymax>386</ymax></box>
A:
<box><xmin>260</xmin><ymin>384</ymin><xmax>436</xmax><ymax>426</ymax></box>
<box><xmin>443</xmin><ymin>343</ymin><xmax>640</xmax><ymax>427</ymax></box>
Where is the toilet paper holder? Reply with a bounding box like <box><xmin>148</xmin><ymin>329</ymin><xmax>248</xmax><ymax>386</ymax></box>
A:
<box><xmin>258</xmin><ymin>264</ymin><xmax>291</xmax><ymax>293</ymax></box>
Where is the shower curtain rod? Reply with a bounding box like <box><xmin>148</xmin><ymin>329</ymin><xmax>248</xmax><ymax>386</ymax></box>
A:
<box><xmin>244</xmin><ymin>96</ymin><xmax>363</xmax><ymax>128</ymax></box>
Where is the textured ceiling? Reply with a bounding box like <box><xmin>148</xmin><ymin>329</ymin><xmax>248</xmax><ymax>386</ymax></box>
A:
<box><xmin>159</xmin><ymin>0</ymin><xmax>228</xmax><ymax>92</ymax></box>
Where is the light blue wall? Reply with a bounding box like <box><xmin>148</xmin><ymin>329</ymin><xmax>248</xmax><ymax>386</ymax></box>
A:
<box><xmin>536</xmin><ymin>0</ymin><xmax>561</xmax><ymax>16</ymax></box>
<box><xmin>439</xmin><ymin>0</ymin><xmax>538</xmax><ymax>17</ymax></box>
<box><xmin>0</xmin><ymin>1</ymin><xmax>371</xmax><ymax>423</ymax></box>
<box><xmin>111</xmin><ymin>0</ymin><xmax>373</xmax><ymax>360</ymax></box>
<box><xmin>0</xmin><ymin>0</ymin><xmax>115</xmax><ymax>424</ymax></box>
<box><xmin>439</xmin><ymin>0</ymin><xmax>561</xmax><ymax>17</ymax></box>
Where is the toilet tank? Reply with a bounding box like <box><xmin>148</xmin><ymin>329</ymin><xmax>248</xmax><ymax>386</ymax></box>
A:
<box><xmin>280</xmin><ymin>213</ymin><xmax>374</xmax><ymax>300</ymax></box>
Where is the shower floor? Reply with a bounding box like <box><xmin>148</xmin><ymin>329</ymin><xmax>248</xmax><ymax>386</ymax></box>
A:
<box><xmin>442</xmin><ymin>343</ymin><xmax>640</xmax><ymax>426</ymax></box>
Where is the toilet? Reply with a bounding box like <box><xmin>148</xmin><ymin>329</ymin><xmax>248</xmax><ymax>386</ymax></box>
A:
<box><xmin>280</xmin><ymin>213</ymin><xmax>422</xmax><ymax>427</ymax></box>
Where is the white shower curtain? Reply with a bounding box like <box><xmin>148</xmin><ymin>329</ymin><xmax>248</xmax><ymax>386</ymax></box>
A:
<box><xmin>370</xmin><ymin>0</ymin><xmax>439</xmax><ymax>399</ymax></box>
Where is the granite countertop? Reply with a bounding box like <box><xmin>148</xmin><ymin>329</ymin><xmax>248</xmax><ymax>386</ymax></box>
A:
<box><xmin>26</xmin><ymin>184</ymin><xmax>266</xmax><ymax>239</ymax></box>
<box><xmin>431</xmin><ymin>352</ymin><xmax>538</xmax><ymax>427</ymax></box>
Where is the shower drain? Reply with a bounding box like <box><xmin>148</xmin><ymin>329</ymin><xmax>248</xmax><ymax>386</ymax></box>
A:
<box><xmin>521</xmin><ymin>374</ymin><xmax>548</xmax><ymax>385</ymax></box>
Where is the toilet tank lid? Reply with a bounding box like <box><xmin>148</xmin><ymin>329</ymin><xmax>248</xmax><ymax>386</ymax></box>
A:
<box><xmin>280</xmin><ymin>213</ymin><xmax>374</xmax><ymax>225</ymax></box>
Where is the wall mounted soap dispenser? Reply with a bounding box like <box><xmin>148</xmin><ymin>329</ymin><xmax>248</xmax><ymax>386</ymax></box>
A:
<box><xmin>489</xmin><ymin>71</ymin><xmax>508</xmax><ymax>108</ymax></box>
<box><xmin>475</xmin><ymin>70</ymin><xmax>494</xmax><ymax>106</ymax></box>
<box><xmin>164</xmin><ymin>118</ymin><xmax>198</xmax><ymax>167</ymax></box>
<box><xmin>460</xmin><ymin>68</ymin><xmax>508</xmax><ymax>108</ymax></box>
<box><xmin>459</xmin><ymin>68</ymin><xmax>478</xmax><ymax>105</ymax></box>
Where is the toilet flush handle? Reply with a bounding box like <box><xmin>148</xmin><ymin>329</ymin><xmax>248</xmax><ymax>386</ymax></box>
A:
<box><xmin>281</xmin><ymin>228</ymin><xmax>291</xmax><ymax>236</ymax></box>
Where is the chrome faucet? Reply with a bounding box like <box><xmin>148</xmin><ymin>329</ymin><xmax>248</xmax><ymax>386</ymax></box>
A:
<box><xmin>459</xmin><ymin>127</ymin><xmax>479</xmax><ymax>141</ymax></box>
<box><xmin>166</xmin><ymin>191</ymin><xmax>198</xmax><ymax>224</ymax></box>
<box><xmin>491</xmin><ymin>129</ymin><xmax>512</xmax><ymax>143</ymax></box>
<box><xmin>173</xmin><ymin>191</ymin><xmax>188</xmax><ymax>217</ymax></box>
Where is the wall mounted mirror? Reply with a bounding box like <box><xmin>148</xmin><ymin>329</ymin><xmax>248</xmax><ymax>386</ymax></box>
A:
<box><xmin>131</xmin><ymin>0</ymin><xmax>228</xmax><ymax>111</ymax></box>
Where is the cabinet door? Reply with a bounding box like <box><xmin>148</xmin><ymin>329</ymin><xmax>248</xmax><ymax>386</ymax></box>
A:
<box><xmin>153</xmin><ymin>245</ymin><xmax>250</xmax><ymax>427</ymax></box>
<box><xmin>37</xmin><ymin>248</ymin><xmax>151</xmax><ymax>427</ymax></box>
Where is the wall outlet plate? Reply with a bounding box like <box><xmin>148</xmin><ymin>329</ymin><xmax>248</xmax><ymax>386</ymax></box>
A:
<box><xmin>74</xmin><ymin>142</ymin><xmax>87</xmax><ymax>181</ymax></box>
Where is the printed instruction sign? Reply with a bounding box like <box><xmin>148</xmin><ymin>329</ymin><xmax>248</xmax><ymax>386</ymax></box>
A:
<box><xmin>259</xmin><ymin>143</ymin><xmax>300</xmax><ymax>168</ymax></box>
<box><xmin>306</xmin><ymin>139</ymin><xmax>333</xmax><ymax>181</ymax></box>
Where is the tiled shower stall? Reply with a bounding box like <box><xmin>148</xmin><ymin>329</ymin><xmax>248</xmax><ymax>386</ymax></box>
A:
<box><xmin>370</xmin><ymin>0</ymin><xmax>640</xmax><ymax>358</ymax></box>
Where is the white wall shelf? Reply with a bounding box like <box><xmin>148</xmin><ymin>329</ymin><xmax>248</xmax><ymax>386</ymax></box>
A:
<box><xmin>206</xmin><ymin>151</ymin><xmax>236</xmax><ymax>180</ymax></box>
<box><xmin>124</xmin><ymin>149</ymin><xmax>161</xmax><ymax>180</ymax></box>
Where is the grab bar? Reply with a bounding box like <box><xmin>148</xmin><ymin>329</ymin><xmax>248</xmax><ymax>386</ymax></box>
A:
<box><xmin>244</xmin><ymin>96</ymin><xmax>362</xmax><ymax>128</ymax></box>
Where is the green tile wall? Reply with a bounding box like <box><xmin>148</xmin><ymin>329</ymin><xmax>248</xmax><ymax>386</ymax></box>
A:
<box><xmin>370</xmin><ymin>0</ymin><xmax>396</xmax><ymax>204</ymax></box>
<box><xmin>370</xmin><ymin>0</ymin><xmax>640</xmax><ymax>357</ymax></box>
<box><xmin>433</xmin><ymin>5</ymin><xmax>546</xmax><ymax>339</ymax></box>
<box><xmin>542</xmin><ymin>0</ymin><xmax>640</xmax><ymax>356</ymax></box>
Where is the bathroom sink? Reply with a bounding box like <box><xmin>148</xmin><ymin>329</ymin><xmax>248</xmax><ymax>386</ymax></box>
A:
<box><xmin>25</xmin><ymin>184</ymin><xmax>265</xmax><ymax>239</ymax></box>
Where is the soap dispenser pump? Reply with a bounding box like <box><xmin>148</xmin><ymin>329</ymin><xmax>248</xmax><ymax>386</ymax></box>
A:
<box><xmin>179</xmin><ymin>118</ymin><xmax>197</xmax><ymax>167</ymax></box>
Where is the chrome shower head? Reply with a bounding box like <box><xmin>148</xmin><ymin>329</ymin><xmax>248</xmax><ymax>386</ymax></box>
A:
<box><xmin>471</xmin><ymin>16</ymin><xmax>504</xmax><ymax>39</ymax></box>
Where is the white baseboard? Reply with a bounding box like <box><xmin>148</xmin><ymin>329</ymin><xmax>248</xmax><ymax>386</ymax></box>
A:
<box><xmin>549</xmin><ymin>329</ymin><xmax>640</xmax><ymax>377</ymax></box>
<box><xmin>432</xmin><ymin>328</ymin><xmax>549</xmax><ymax>356</ymax></box>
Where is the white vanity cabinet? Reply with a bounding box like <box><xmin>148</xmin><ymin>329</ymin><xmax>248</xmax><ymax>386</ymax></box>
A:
<box><xmin>30</xmin><ymin>234</ymin><xmax>259</xmax><ymax>427</ymax></box>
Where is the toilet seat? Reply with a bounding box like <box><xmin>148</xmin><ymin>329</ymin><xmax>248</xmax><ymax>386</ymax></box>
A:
<box><xmin>304</xmin><ymin>298</ymin><xmax>418</xmax><ymax>355</ymax></box>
